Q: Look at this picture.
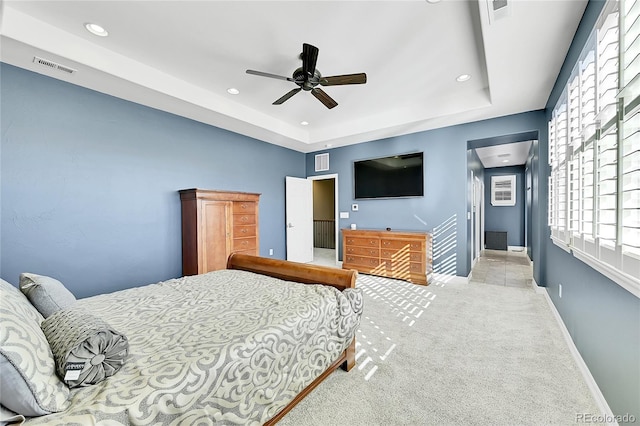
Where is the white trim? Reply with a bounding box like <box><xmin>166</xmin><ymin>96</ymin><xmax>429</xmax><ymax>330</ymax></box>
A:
<box><xmin>531</xmin><ymin>277</ymin><xmax>546</xmax><ymax>294</ymax></box>
<box><xmin>540</xmin><ymin>288</ymin><xmax>618</xmax><ymax>425</ymax></box>
<box><xmin>572</xmin><ymin>249</ymin><xmax>640</xmax><ymax>299</ymax></box>
<box><xmin>550</xmin><ymin>236</ymin><xmax>571</xmax><ymax>253</ymax></box>
<box><xmin>508</xmin><ymin>245</ymin><xmax>525</xmax><ymax>252</ymax></box>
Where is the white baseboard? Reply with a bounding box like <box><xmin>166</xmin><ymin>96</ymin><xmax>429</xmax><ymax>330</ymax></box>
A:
<box><xmin>540</xmin><ymin>288</ymin><xmax>618</xmax><ymax>425</ymax></box>
<box><xmin>508</xmin><ymin>245</ymin><xmax>526</xmax><ymax>252</ymax></box>
<box><xmin>531</xmin><ymin>277</ymin><xmax>545</xmax><ymax>294</ymax></box>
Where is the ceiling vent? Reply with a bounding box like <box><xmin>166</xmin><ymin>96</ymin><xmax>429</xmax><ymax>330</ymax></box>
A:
<box><xmin>33</xmin><ymin>56</ymin><xmax>76</xmax><ymax>74</ymax></box>
<box><xmin>315</xmin><ymin>153</ymin><xmax>329</xmax><ymax>172</ymax></box>
<box><xmin>487</xmin><ymin>0</ymin><xmax>510</xmax><ymax>23</ymax></box>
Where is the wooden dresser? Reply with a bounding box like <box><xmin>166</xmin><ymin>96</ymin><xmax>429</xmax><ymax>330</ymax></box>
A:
<box><xmin>179</xmin><ymin>189</ymin><xmax>260</xmax><ymax>276</ymax></box>
<box><xmin>342</xmin><ymin>229</ymin><xmax>432</xmax><ymax>285</ymax></box>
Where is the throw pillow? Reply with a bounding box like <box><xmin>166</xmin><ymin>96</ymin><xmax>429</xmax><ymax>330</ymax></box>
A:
<box><xmin>41</xmin><ymin>307</ymin><xmax>129</xmax><ymax>388</ymax></box>
<box><xmin>0</xmin><ymin>279</ymin><xmax>70</xmax><ymax>417</ymax></box>
<box><xmin>19</xmin><ymin>273</ymin><xmax>76</xmax><ymax>318</ymax></box>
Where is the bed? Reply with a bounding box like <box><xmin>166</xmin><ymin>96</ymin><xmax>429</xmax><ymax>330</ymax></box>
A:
<box><xmin>0</xmin><ymin>254</ymin><xmax>362</xmax><ymax>425</ymax></box>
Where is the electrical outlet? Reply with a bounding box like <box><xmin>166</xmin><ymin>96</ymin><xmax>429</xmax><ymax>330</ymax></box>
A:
<box><xmin>559</xmin><ymin>284</ymin><xmax>562</xmax><ymax>298</ymax></box>
<box><xmin>269</xmin><ymin>248</ymin><xmax>274</xmax><ymax>256</ymax></box>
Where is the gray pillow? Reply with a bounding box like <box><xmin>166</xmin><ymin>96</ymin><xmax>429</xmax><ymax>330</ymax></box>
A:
<box><xmin>0</xmin><ymin>404</ymin><xmax>25</xmax><ymax>426</ymax></box>
<box><xmin>19</xmin><ymin>273</ymin><xmax>76</xmax><ymax>318</ymax></box>
<box><xmin>0</xmin><ymin>279</ymin><xmax>70</xmax><ymax>417</ymax></box>
<box><xmin>41</xmin><ymin>308</ymin><xmax>129</xmax><ymax>388</ymax></box>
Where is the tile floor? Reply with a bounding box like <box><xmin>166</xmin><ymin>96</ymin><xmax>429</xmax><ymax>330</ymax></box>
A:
<box><xmin>469</xmin><ymin>249</ymin><xmax>533</xmax><ymax>289</ymax></box>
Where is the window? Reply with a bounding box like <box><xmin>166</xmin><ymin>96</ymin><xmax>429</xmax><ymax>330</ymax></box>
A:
<box><xmin>548</xmin><ymin>0</ymin><xmax>640</xmax><ymax>297</ymax></box>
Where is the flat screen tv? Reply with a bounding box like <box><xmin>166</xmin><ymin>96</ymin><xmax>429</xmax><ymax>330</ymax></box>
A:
<box><xmin>354</xmin><ymin>152</ymin><xmax>424</xmax><ymax>199</ymax></box>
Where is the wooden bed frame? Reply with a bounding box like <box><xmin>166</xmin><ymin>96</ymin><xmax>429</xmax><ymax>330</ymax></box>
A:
<box><xmin>226</xmin><ymin>253</ymin><xmax>358</xmax><ymax>425</ymax></box>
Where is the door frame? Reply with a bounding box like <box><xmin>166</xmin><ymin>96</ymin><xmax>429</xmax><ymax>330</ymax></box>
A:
<box><xmin>470</xmin><ymin>172</ymin><xmax>485</xmax><ymax>266</ymax></box>
<box><xmin>309</xmin><ymin>173</ymin><xmax>339</xmax><ymax>264</ymax></box>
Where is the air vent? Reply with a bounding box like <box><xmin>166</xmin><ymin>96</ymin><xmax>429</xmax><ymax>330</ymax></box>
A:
<box><xmin>315</xmin><ymin>153</ymin><xmax>329</xmax><ymax>172</ymax></box>
<box><xmin>33</xmin><ymin>56</ymin><xmax>76</xmax><ymax>74</ymax></box>
<box><xmin>487</xmin><ymin>0</ymin><xmax>510</xmax><ymax>23</ymax></box>
<box><xmin>491</xmin><ymin>175</ymin><xmax>516</xmax><ymax>206</ymax></box>
<box><xmin>493</xmin><ymin>0</ymin><xmax>508</xmax><ymax>11</ymax></box>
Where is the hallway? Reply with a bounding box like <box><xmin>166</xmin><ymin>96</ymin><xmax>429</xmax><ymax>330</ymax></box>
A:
<box><xmin>469</xmin><ymin>249</ymin><xmax>533</xmax><ymax>289</ymax></box>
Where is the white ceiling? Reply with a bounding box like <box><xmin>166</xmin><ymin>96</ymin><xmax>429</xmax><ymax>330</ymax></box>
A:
<box><xmin>475</xmin><ymin>140</ymin><xmax>532</xmax><ymax>168</ymax></box>
<box><xmin>0</xmin><ymin>1</ymin><xmax>587</xmax><ymax>154</ymax></box>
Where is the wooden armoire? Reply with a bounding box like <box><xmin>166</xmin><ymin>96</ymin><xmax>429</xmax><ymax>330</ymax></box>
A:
<box><xmin>179</xmin><ymin>189</ymin><xmax>260</xmax><ymax>276</ymax></box>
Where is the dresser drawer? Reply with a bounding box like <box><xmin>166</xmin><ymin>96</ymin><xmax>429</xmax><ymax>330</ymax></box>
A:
<box><xmin>233</xmin><ymin>202</ymin><xmax>257</xmax><ymax>214</ymax></box>
<box><xmin>381</xmin><ymin>250</ymin><xmax>425</xmax><ymax>262</ymax></box>
<box><xmin>380</xmin><ymin>239</ymin><xmax>424</xmax><ymax>251</ymax></box>
<box><xmin>381</xmin><ymin>260</ymin><xmax>424</xmax><ymax>272</ymax></box>
<box><xmin>234</xmin><ymin>214</ymin><xmax>256</xmax><ymax>225</ymax></box>
<box><xmin>345</xmin><ymin>246</ymin><xmax>380</xmax><ymax>257</ymax></box>
<box><xmin>234</xmin><ymin>224</ymin><xmax>256</xmax><ymax>238</ymax></box>
<box><xmin>344</xmin><ymin>255</ymin><xmax>381</xmax><ymax>268</ymax></box>
<box><xmin>233</xmin><ymin>237</ymin><xmax>257</xmax><ymax>251</ymax></box>
<box><xmin>345</xmin><ymin>237</ymin><xmax>379</xmax><ymax>247</ymax></box>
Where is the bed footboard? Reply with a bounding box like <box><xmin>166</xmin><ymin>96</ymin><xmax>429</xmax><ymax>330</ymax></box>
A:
<box><xmin>227</xmin><ymin>253</ymin><xmax>357</xmax><ymax>290</ymax></box>
<box><xmin>228</xmin><ymin>253</ymin><xmax>359</xmax><ymax>424</ymax></box>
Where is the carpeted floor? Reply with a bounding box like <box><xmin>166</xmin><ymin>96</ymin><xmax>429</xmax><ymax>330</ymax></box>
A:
<box><xmin>281</xmin><ymin>251</ymin><xmax>602</xmax><ymax>425</ymax></box>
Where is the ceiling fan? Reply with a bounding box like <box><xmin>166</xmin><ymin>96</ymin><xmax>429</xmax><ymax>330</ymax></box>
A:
<box><xmin>246</xmin><ymin>43</ymin><xmax>367</xmax><ymax>109</ymax></box>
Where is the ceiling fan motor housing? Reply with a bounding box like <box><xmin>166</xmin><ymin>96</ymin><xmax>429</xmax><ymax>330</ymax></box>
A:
<box><xmin>293</xmin><ymin>67</ymin><xmax>321</xmax><ymax>91</ymax></box>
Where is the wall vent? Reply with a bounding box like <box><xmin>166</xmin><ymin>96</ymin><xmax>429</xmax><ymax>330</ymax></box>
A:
<box><xmin>491</xmin><ymin>175</ymin><xmax>516</xmax><ymax>206</ymax></box>
<box><xmin>33</xmin><ymin>56</ymin><xmax>77</xmax><ymax>74</ymax></box>
<box><xmin>487</xmin><ymin>0</ymin><xmax>510</xmax><ymax>23</ymax></box>
<box><xmin>315</xmin><ymin>153</ymin><xmax>329</xmax><ymax>172</ymax></box>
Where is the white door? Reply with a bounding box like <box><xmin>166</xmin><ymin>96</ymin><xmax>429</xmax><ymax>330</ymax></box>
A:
<box><xmin>285</xmin><ymin>176</ymin><xmax>314</xmax><ymax>263</ymax></box>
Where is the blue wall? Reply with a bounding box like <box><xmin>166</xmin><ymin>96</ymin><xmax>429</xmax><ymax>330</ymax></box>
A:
<box><xmin>306</xmin><ymin>111</ymin><xmax>546</xmax><ymax>278</ymax></box>
<box><xmin>0</xmin><ymin>63</ymin><xmax>305</xmax><ymax>298</ymax></box>
<box><xmin>542</xmin><ymin>0</ymin><xmax>639</xmax><ymax>420</ymax></box>
<box><xmin>483</xmin><ymin>166</ymin><xmax>525</xmax><ymax>247</ymax></box>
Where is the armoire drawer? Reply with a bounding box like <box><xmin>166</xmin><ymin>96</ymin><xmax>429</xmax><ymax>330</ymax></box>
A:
<box><xmin>233</xmin><ymin>237</ymin><xmax>257</xmax><ymax>251</ymax></box>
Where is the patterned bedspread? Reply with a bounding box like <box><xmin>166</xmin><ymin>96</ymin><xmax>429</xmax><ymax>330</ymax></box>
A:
<box><xmin>25</xmin><ymin>269</ymin><xmax>363</xmax><ymax>425</ymax></box>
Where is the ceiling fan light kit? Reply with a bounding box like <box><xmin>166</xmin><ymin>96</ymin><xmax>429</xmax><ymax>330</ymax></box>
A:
<box><xmin>246</xmin><ymin>43</ymin><xmax>366</xmax><ymax>109</ymax></box>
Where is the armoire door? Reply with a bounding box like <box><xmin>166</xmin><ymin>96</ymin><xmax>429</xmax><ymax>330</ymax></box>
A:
<box><xmin>200</xmin><ymin>200</ymin><xmax>232</xmax><ymax>273</ymax></box>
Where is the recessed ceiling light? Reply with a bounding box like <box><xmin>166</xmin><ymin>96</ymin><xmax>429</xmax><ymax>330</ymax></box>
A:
<box><xmin>300</xmin><ymin>121</ymin><xmax>309</xmax><ymax>126</ymax></box>
<box><xmin>84</xmin><ymin>23</ymin><xmax>108</xmax><ymax>37</ymax></box>
<box><xmin>227</xmin><ymin>88</ymin><xmax>240</xmax><ymax>95</ymax></box>
<box><xmin>502</xmin><ymin>159</ymin><xmax>509</xmax><ymax>163</ymax></box>
<box><xmin>456</xmin><ymin>74</ymin><xmax>471</xmax><ymax>82</ymax></box>
<box><xmin>325</xmin><ymin>143</ymin><xmax>333</xmax><ymax>148</ymax></box>
<box><xmin>426</xmin><ymin>0</ymin><xmax>441</xmax><ymax>3</ymax></box>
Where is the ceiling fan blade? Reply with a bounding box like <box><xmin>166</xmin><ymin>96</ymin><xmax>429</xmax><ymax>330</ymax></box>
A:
<box><xmin>320</xmin><ymin>73</ymin><xmax>367</xmax><ymax>86</ymax></box>
<box><xmin>311</xmin><ymin>88</ymin><xmax>338</xmax><ymax>109</ymax></box>
<box><xmin>273</xmin><ymin>88</ymin><xmax>302</xmax><ymax>105</ymax></box>
<box><xmin>302</xmin><ymin>43</ymin><xmax>319</xmax><ymax>80</ymax></box>
<box><xmin>246</xmin><ymin>69</ymin><xmax>294</xmax><ymax>82</ymax></box>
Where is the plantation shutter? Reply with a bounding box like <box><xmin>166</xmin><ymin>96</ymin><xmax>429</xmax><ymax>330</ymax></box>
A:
<box><xmin>620</xmin><ymin>0</ymin><xmax>640</xmax><ymax>275</ymax></box>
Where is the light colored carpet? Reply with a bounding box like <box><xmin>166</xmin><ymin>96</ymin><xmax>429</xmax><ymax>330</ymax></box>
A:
<box><xmin>279</xmin><ymin>272</ymin><xmax>602</xmax><ymax>425</ymax></box>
